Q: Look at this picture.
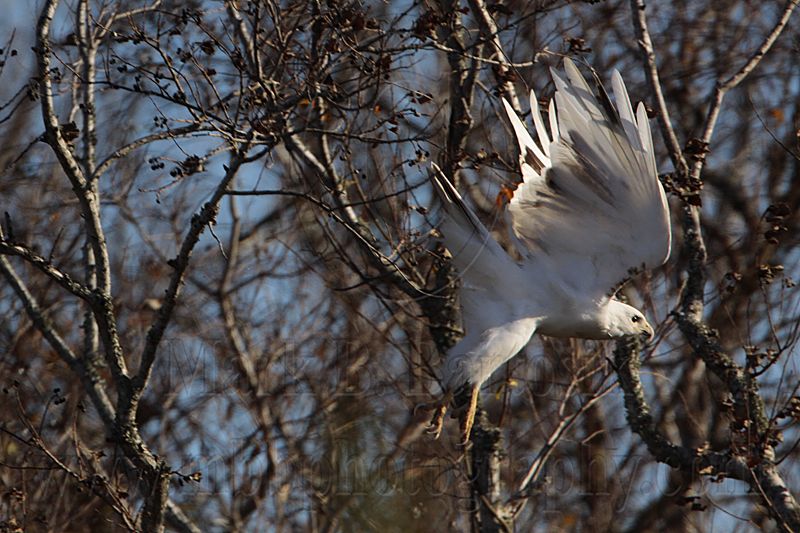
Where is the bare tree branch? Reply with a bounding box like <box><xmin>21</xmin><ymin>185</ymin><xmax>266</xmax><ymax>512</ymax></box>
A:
<box><xmin>2</xmin><ymin>2</ymin><xmax>799</xmax><ymax>530</ymax></box>
<box><xmin>0</xmin><ymin>236</ymin><xmax>94</xmax><ymax>301</ymax></box>
<box><xmin>614</xmin><ymin>338</ymin><xmax>800</xmax><ymax>531</ymax></box>
<box><xmin>467</xmin><ymin>0</ymin><xmax>521</xmax><ymax>112</ymax></box>
<box><xmin>36</xmin><ymin>0</ymin><xmax>128</xmax><ymax>384</ymax></box>
<box><xmin>283</xmin><ymin>133</ymin><xmax>424</xmax><ymax>298</ymax></box>
<box><xmin>689</xmin><ymin>0</ymin><xmax>799</xmax><ymax>184</ymax></box>
<box><xmin>0</xmin><ymin>254</ymin><xmax>117</xmax><ymax>429</ymax></box>
<box><xmin>629</xmin><ymin>0</ymin><xmax>688</xmax><ymax>176</ymax></box>
<box><xmin>134</xmin><ymin>144</ymin><xmax>252</xmax><ymax>401</ymax></box>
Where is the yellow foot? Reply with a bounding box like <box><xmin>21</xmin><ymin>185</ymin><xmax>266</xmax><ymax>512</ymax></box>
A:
<box><xmin>426</xmin><ymin>403</ymin><xmax>448</xmax><ymax>439</ymax></box>
<box><xmin>418</xmin><ymin>389</ymin><xmax>454</xmax><ymax>440</ymax></box>
<box><xmin>459</xmin><ymin>384</ymin><xmax>480</xmax><ymax>445</ymax></box>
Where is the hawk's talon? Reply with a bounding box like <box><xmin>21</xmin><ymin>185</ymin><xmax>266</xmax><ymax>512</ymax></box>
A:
<box><xmin>418</xmin><ymin>389</ymin><xmax>454</xmax><ymax>440</ymax></box>
<box><xmin>426</xmin><ymin>404</ymin><xmax>448</xmax><ymax>440</ymax></box>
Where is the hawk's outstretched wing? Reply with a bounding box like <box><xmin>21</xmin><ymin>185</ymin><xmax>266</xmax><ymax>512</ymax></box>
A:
<box><xmin>501</xmin><ymin>58</ymin><xmax>671</xmax><ymax>302</ymax></box>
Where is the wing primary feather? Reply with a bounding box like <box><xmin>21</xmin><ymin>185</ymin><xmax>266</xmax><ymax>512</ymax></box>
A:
<box><xmin>501</xmin><ymin>98</ymin><xmax>550</xmax><ymax>171</ymax></box>
<box><xmin>549</xmin><ymin>68</ymin><xmax>575</xmax><ymax>114</ymax></box>
<box><xmin>562</xmin><ymin>59</ymin><xmax>603</xmax><ymax>122</ymax></box>
<box><xmin>591</xmin><ymin>69</ymin><xmax>622</xmax><ymax>128</ymax></box>
<box><xmin>529</xmin><ymin>90</ymin><xmax>551</xmax><ymax>157</ymax></box>
<box><xmin>548</xmin><ymin>99</ymin><xmax>559</xmax><ymax>144</ymax></box>
<box><xmin>611</xmin><ymin>70</ymin><xmax>643</xmax><ymax>151</ymax></box>
<box><xmin>636</xmin><ymin>102</ymin><xmax>659</xmax><ymax>181</ymax></box>
<box><xmin>635</xmin><ymin>104</ymin><xmax>651</xmax><ymax>161</ymax></box>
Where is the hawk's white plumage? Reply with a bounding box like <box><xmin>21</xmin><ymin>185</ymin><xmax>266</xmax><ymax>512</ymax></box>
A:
<box><xmin>431</xmin><ymin>59</ymin><xmax>671</xmax><ymax>436</ymax></box>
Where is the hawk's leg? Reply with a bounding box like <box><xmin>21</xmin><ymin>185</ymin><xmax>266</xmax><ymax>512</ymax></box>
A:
<box><xmin>420</xmin><ymin>383</ymin><xmax>479</xmax><ymax>443</ymax></box>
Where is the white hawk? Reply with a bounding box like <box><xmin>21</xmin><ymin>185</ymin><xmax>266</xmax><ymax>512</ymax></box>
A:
<box><xmin>429</xmin><ymin>58</ymin><xmax>671</xmax><ymax>442</ymax></box>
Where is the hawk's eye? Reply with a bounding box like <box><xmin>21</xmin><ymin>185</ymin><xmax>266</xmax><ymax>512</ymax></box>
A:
<box><xmin>631</xmin><ymin>315</ymin><xmax>641</xmax><ymax>323</ymax></box>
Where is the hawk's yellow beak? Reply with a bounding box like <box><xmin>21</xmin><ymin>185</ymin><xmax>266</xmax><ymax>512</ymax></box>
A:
<box><xmin>640</xmin><ymin>321</ymin><xmax>654</xmax><ymax>341</ymax></box>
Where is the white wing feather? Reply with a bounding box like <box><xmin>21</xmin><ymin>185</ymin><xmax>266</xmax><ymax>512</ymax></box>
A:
<box><xmin>502</xmin><ymin>58</ymin><xmax>671</xmax><ymax>302</ymax></box>
<box><xmin>429</xmin><ymin>163</ymin><xmax>517</xmax><ymax>295</ymax></box>
<box><xmin>430</xmin><ymin>165</ymin><xmax>539</xmax><ymax>388</ymax></box>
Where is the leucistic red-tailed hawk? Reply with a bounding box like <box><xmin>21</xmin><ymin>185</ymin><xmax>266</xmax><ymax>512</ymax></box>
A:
<box><xmin>429</xmin><ymin>58</ymin><xmax>671</xmax><ymax>442</ymax></box>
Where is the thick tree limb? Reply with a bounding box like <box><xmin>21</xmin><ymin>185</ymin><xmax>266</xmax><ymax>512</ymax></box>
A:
<box><xmin>433</xmin><ymin>3</ymin><xmax>512</xmax><ymax>531</ymax></box>
<box><xmin>627</xmin><ymin>3</ymin><xmax>800</xmax><ymax>528</ymax></box>
<box><xmin>0</xmin><ymin>254</ymin><xmax>117</xmax><ymax>429</ymax></box>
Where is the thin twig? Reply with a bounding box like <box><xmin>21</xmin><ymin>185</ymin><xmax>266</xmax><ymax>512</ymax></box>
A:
<box><xmin>629</xmin><ymin>0</ymin><xmax>687</xmax><ymax>176</ymax></box>
<box><xmin>689</xmin><ymin>0</ymin><xmax>799</xmax><ymax>183</ymax></box>
<box><xmin>283</xmin><ymin>133</ymin><xmax>425</xmax><ymax>299</ymax></box>
<box><xmin>467</xmin><ymin>0</ymin><xmax>522</xmax><ymax>112</ymax></box>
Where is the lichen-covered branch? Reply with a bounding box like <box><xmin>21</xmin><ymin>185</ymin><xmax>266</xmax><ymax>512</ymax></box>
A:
<box><xmin>614</xmin><ymin>339</ymin><xmax>800</xmax><ymax>531</ymax></box>
<box><xmin>134</xmin><ymin>146</ymin><xmax>251</xmax><ymax>401</ymax></box>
